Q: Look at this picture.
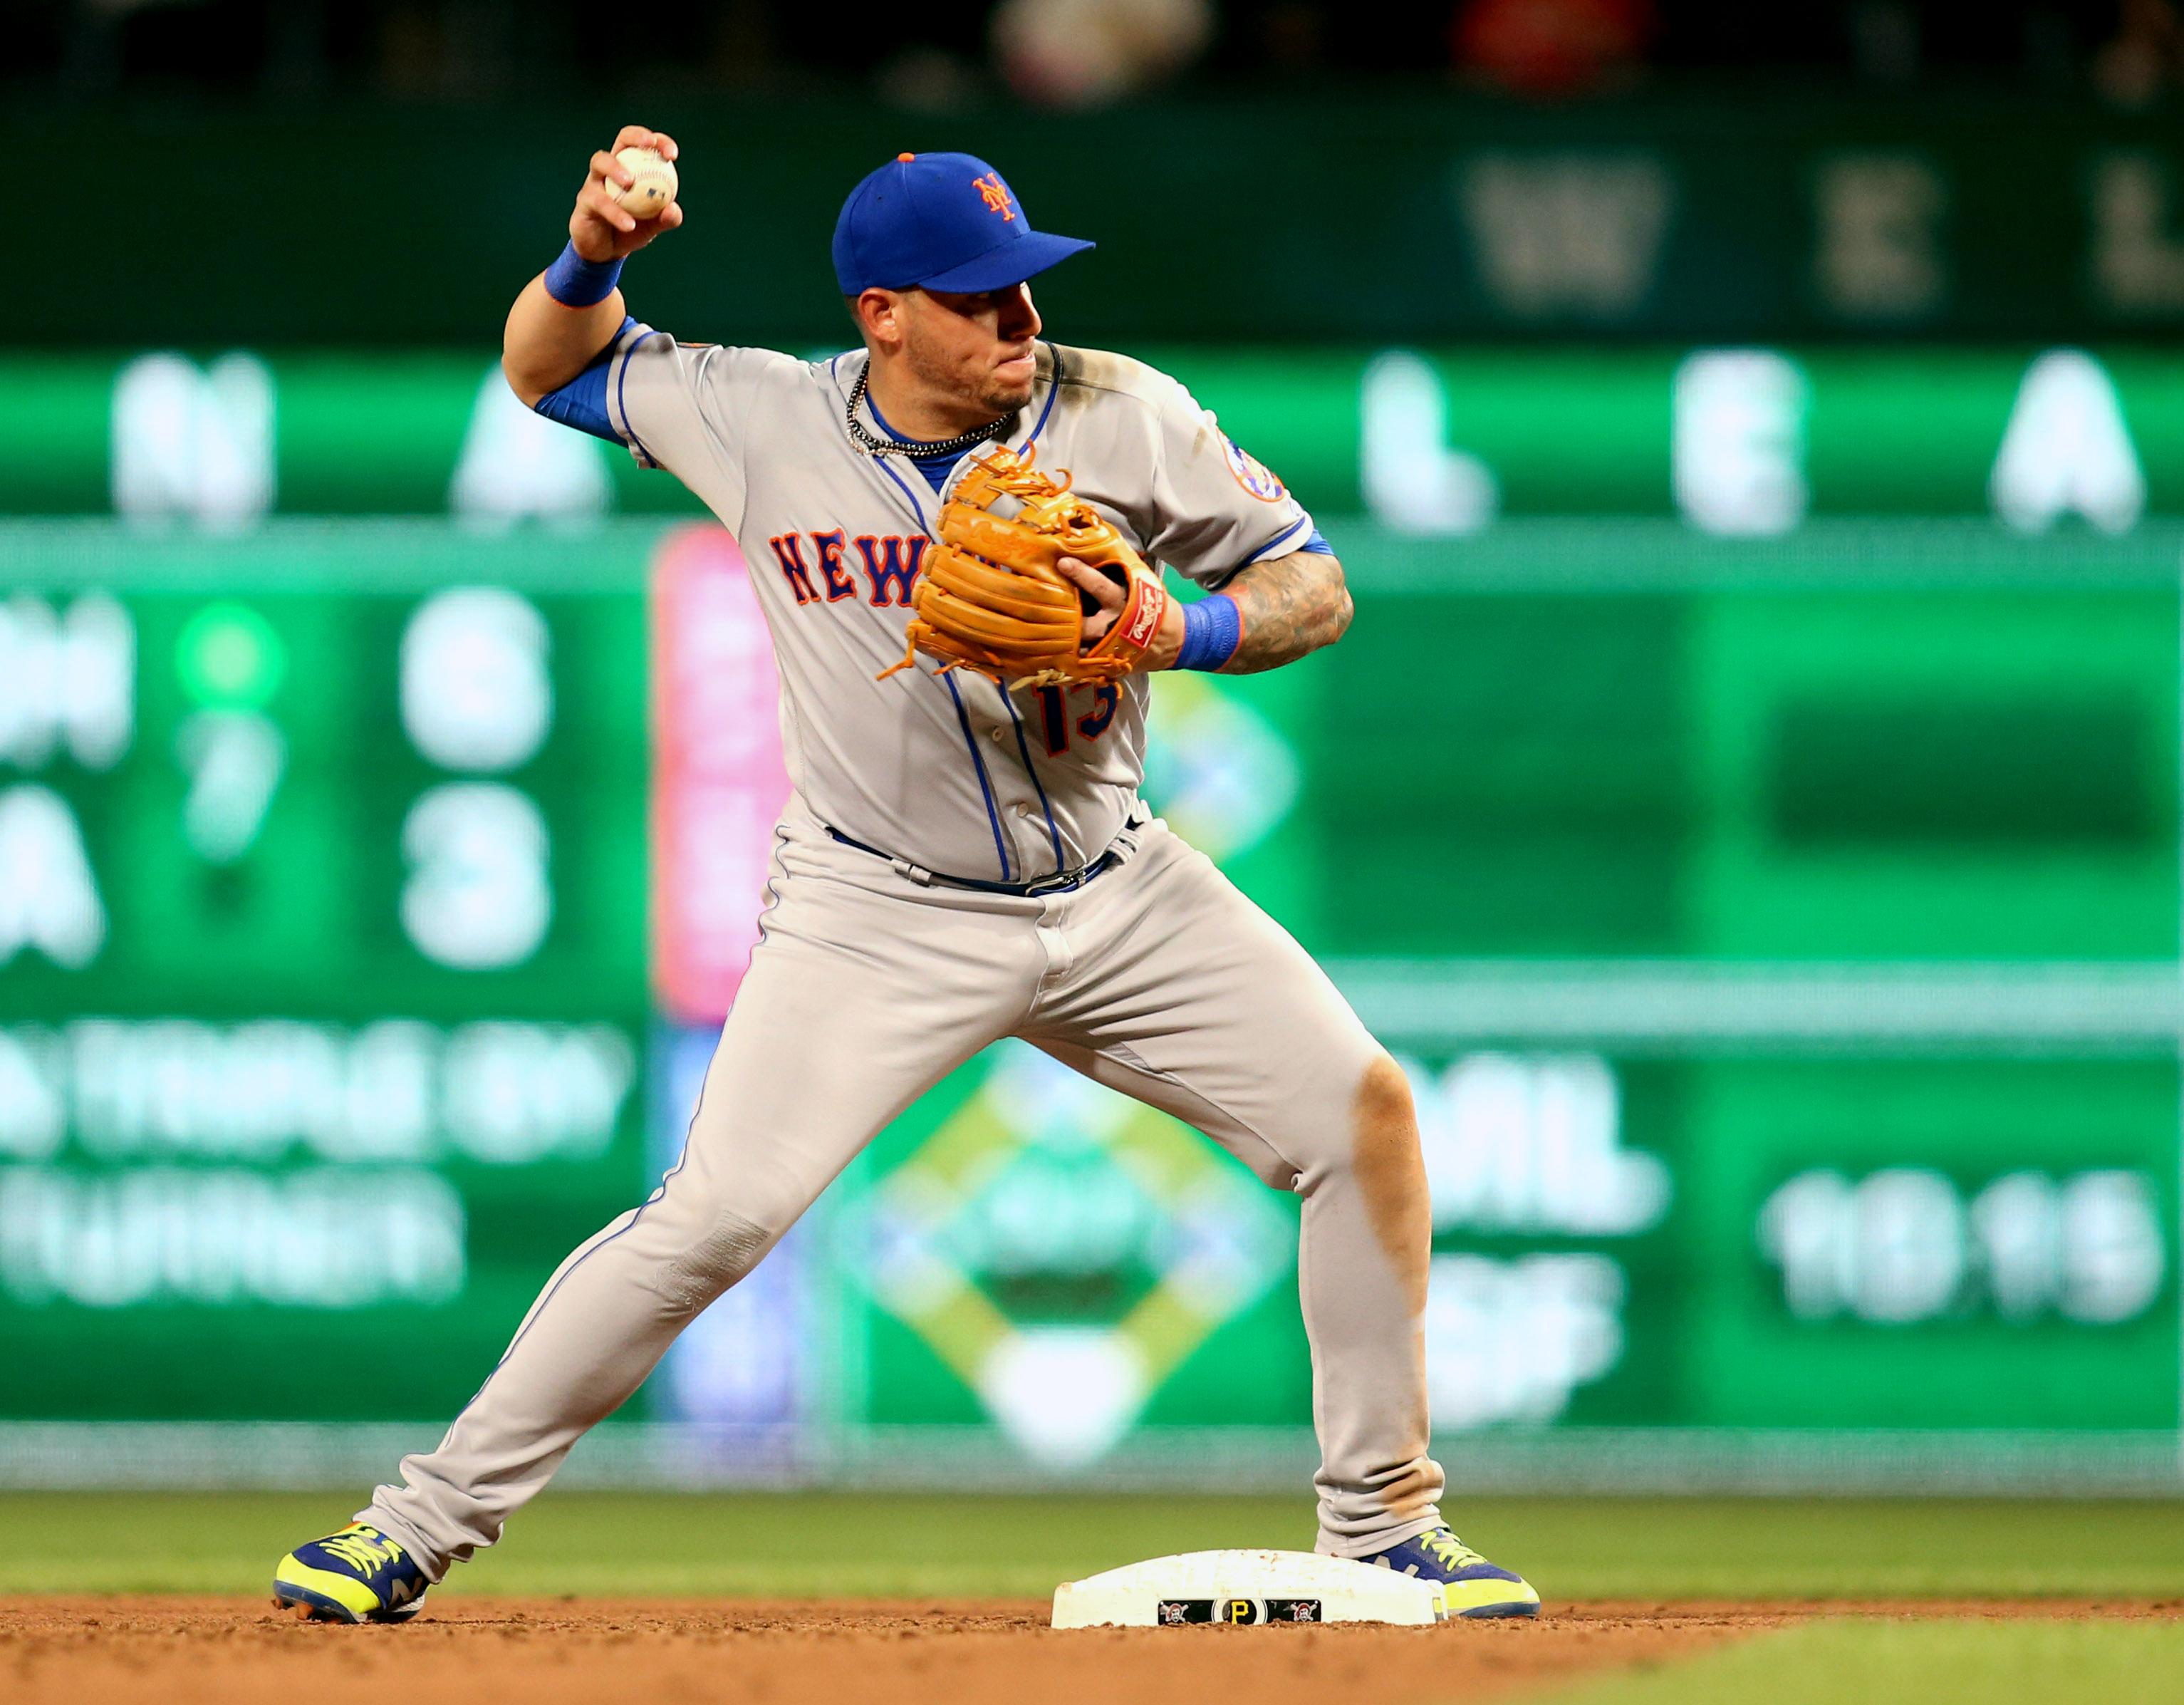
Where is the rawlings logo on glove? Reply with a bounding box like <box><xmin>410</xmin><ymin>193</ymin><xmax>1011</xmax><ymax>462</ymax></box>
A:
<box><xmin>877</xmin><ymin>445</ymin><xmax>1169</xmax><ymax>689</ymax></box>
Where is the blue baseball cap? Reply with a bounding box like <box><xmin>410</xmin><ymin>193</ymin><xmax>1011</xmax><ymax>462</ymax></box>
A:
<box><xmin>832</xmin><ymin>151</ymin><xmax>1094</xmax><ymax>296</ymax></box>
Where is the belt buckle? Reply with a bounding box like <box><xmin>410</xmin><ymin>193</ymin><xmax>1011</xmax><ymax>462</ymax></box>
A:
<box><xmin>1025</xmin><ymin>844</ymin><xmax>1120</xmax><ymax>899</ymax></box>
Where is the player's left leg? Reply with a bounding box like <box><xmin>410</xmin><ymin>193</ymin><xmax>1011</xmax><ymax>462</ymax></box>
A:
<box><xmin>1019</xmin><ymin>818</ymin><xmax>1535</xmax><ymax>1612</ymax></box>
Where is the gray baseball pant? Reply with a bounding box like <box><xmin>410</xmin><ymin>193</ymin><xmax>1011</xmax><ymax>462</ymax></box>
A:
<box><xmin>362</xmin><ymin>801</ymin><xmax>1444</xmax><ymax>1575</ymax></box>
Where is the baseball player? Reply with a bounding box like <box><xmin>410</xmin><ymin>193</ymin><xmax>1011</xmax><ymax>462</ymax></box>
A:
<box><xmin>272</xmin><ymin>129</ymin><xmax>1539</xmax><ymax>1624</ymax></box>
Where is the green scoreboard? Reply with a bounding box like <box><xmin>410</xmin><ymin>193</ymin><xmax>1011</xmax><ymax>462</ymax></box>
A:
<box><xmin>0</xmin><ymin>532</ymin><xmax>650</xmax><ymax>1424</ymax></box>
<box><xmin>1</xmin><ymin>346</ymin><xmax>2180</xmax><ymax>1491</ymax></box>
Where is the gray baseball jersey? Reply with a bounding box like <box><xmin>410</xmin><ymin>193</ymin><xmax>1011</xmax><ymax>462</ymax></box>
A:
<box><xmin>602</xmin><ymin>333</ymin><xmax>1318</xmax><ymax>880</ymax></box>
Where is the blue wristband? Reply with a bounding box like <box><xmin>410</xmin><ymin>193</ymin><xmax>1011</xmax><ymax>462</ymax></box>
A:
<box><xmin>544</xmin><ymin>241</ymin><xmax>625</xmax><ymax>308</ymax></box>
<box><xmin>1173</xmin><ymin>594</ymin><xmax>1242</xmax><ymax>671</ymax></box>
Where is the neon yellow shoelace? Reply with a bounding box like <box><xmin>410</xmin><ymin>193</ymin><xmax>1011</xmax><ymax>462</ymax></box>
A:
<box><xmin>1418</xmin><ymin>1529</ymin><xmax>1487</xmax><ymax>1572</ymax></box>
<box><xmin>321</xmin><ymin>1528</ymin><xmax>406</xmax><ymax>1572</ymax></box>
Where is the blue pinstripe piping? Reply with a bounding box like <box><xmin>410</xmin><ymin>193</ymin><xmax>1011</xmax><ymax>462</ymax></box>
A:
<box><xmin>861</xmin><ymin>390</ymin><xmax>911</xmax><ymax>445</ymax></box>
<box><xmin>865</xmin><ymin>410</ymin><xmax>1013</xmax><ymax>881</ymax></box>
<box><xmin>1240</xmin><ymin>513</ymin><xmax>1311</xmax><ymax>566</ymax></box>
<box><xmin>871</xmin><ymin>451</ymin><xmax>933</xmax><ymax>532</ymax></box>
<box><xmin>1025</xmin><ymin>345</ymin><xmax>1061</xmax><ymax>450</ymax></box>
<box><xmin>999</xmin><ymin>686</ymin><xmax>1066</xmax><ymax>874</ymax></box>
<box><xmin>979</xmin><ymin>347</ymin><xmax>1079</xmax><ymax>879</ymax></box>
<box><xmin>942</xmin><ymin>670</ymin><xmax>1014</xmax><ymax>880</ymax></box>
<box><xmin>454</xmin><ymin>1180</ymin><xmax>664</xmax><ymax>1413</ymax></box>
<box><xmin>749</xmin><ymin>817</ymin><xmax>791</xmax><ymax>949</ymax></box>
<box><xmin>453</xmin><ymin>998</ymin><xmax>721</xmax><ymax>1408</ymax></box>
<box><xmin>615</xmin><ymin>327</ymin><xmax>665</xmax><ymax>465</ymax></box>
<box><xmin>864</xmin><ymin>390</ymin><xmax>979</xmax><ymax>494</ymax></box>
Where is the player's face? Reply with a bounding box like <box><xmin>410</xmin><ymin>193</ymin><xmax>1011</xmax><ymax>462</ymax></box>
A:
<box><xmin>904</xmin><ymin>284</ymin><xmax>1044</xmax><ymax>415</ymax></box>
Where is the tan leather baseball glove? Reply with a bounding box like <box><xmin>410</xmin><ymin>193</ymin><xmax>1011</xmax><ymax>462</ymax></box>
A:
<box><xmin>877</xmin><ymin>445</ymin><xmax>1170</xmax><ymax>688</ymax></box>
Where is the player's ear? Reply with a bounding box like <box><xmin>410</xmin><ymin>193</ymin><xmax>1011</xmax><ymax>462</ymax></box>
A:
<box><xmin>853</xmin><ymin>288</ymin><xmax>907</xmax><ymax>351</ymax></box>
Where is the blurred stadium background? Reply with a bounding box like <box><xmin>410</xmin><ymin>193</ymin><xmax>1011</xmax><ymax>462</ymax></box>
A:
<box><xmin>6</xmin><ymin>0</ymin><xmax>2184</xmax><ymax>1520</ymax></box>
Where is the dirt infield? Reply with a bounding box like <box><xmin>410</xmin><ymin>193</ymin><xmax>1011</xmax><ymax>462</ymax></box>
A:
<box><xmin>4</xmin><ymin>1596</ymin><xmax>2175</xmax><ymax>1705</ymax></box>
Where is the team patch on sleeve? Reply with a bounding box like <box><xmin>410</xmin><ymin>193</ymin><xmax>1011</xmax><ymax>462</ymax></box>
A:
<box><xmin>1222</xmin><ymin>433</ymin><xmax>1288</xmax><ymax>502</ymax></box>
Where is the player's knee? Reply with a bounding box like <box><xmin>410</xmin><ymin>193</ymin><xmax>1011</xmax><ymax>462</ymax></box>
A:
<box><xmin>1349</xmin><ymin>1052</ymin><xmax>1431</xmax><ymax>1307</ymax></box>
<box><xmin>1354</xmin><ymin>1050</ymin><xmax>1415</xmax><ymax>1117</ymax></box>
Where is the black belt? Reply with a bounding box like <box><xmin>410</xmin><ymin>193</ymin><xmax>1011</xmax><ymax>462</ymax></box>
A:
<box><xmin>825</xmin><ymin>826</ymin><xmax>1125</xmax><ymax>897</ymax></box>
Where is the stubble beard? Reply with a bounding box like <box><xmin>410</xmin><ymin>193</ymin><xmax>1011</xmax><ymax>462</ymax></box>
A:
<box><xmin>904</xmin><ymin>338</ymin><xmax>1031</xmax><ymax>428</ymax></box>
<box><xmin>982</xmin><ymin>370</ymin><xmax>1036</xmax><ymax>416</ymax></box>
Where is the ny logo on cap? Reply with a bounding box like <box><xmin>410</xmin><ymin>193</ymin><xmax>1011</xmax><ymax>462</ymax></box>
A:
<box><xmin>972</xmin><ymin>172</ymin><xmax>1016</xmax><ymax>222</ymax></box>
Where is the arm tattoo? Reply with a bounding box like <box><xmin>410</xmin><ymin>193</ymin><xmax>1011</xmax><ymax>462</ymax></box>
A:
<box><xmin>1217</xmin><ymin>549</ymin><xmax>1354</xmax><ymax>675</ymax></box>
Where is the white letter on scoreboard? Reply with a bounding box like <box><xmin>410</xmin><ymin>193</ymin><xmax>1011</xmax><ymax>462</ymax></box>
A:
<box><xmin>0</xmin><ymin>785</ymin><xmax>107</xmax><ymax>968</ymax></box>
<box><xmin>1673</xmin><ymin>350</ymin><xmax>1809</xmax><ymax>536</ymax></box>
<box><xmin>1990</xmin><ymin>349</ymin><xmax>2146</xmax><ymax>534</ymax></box>
<box><xmin>451</xmin><ymin>366</ymin><xmax>612</xmax><ymax>528</ymax></box>
<box><xmin>1358</xmin><ymin>351</ymin><xmax>1498</xmax><ymax>536</ymax></box>
<box><xmin>400</xmin><ymin>782</ymin><xmax>552</xmax><ymax>969</ymax></box>
<box><xmin>110</xmin><ymin>352</ymin><xmax>276</xmax><ymax>530</ymax></box>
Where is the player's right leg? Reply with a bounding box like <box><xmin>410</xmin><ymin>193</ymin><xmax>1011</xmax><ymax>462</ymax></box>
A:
<box><xmin>273</xmin><ymin>811</ymin><xmax>1042</xmax><ymax>1616</ymax></box>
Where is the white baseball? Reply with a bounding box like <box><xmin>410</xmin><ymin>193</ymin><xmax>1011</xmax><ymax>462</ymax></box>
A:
<box><xmin>609</xmin><ymin>146</ymin><xmax>678</xmax><ymax>218</ymax></box>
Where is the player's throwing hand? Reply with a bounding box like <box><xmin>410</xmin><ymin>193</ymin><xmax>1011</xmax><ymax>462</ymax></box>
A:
<box><xmin>571</xmin><ymin>125</ymin><xmax>684</xmax><ymax>262</ymax></box>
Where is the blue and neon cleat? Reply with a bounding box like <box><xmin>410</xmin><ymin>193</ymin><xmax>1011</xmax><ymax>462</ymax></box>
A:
<box><xmin>1360</xmin><ymin>1525</ymin><xmax>1541</xmax><ymax>1620</ymax></box>
<box><xmin>271</xmin><ymin>1523</ymin><xmax>430</xmax><ymax>1624</ymax></box>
